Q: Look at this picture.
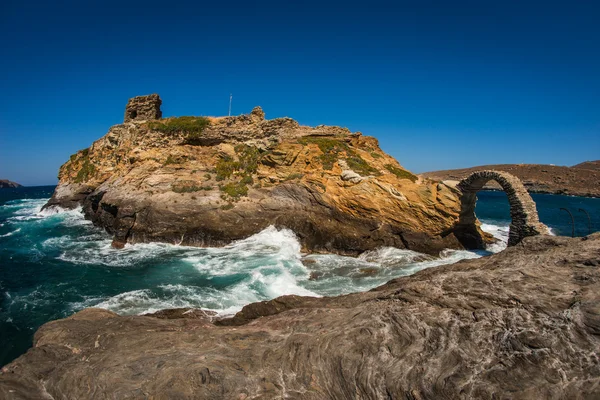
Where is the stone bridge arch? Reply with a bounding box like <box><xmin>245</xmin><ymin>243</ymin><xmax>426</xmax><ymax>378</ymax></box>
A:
<box><xmin>455</xmin><ymin>170</ymin><xmax>549</xmax><ymax>248</ymax></box>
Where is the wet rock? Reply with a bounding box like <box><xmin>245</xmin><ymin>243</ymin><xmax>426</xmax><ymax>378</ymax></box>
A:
<box><xmin>2</xmin><ymin>234</ymin><xmax>599</xmax><ymax>399</ymax></box>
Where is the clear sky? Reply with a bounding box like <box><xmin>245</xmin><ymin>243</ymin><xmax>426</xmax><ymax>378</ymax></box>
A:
<box><xmin>1</xmin><ymin>1</ymin><xmax>598</xmax><ymax>186</ymax></box>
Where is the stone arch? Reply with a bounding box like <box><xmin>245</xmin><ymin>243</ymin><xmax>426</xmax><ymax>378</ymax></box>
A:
<box><xmin>455</xmin><ymin>170</ymin><xmax>549</xmax><ymax>248</ymax></box>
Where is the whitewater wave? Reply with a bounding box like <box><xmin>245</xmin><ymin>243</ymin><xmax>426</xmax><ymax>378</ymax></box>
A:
<box><xmin>0</xmin><ymin>228</ymin><xmax>21</xmax><ymax>238</ymax></box>
<box><xmin>2</xmin><ymin>195</ymin><xmax>513</xmax><ymax>319</ymax></box>
<box><xmin>480</xmin><ymin>222</ymin><xmax>509</xmax><ymax>253</ymax></box>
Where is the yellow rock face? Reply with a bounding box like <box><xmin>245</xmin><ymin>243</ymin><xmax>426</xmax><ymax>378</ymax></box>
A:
<box><xmin>48</xmin><ymin>109</ymin><xmax>464</xmax><ymax>255</ymax></box>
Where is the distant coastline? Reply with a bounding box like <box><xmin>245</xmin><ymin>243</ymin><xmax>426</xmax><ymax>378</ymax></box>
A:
<box><xmin>421</xmin><ymin>161</ymin><xmax>600</xmax><ymax>199</ymax></box>
<box><xmin>0</xmin><ymin>180</ymin><xmax>22</xmax><ymax>189</ymax></box>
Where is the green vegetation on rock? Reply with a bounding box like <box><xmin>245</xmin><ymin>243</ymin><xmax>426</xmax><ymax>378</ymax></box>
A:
<box><xmin>163</xmin><ymin>155</ymin><xmax>178</xmax><ymax>166</ymax></box>
<box><xmin>148</xmin><ymin>116</ymin><xmax>210</xmax><ymax>145</ymax></box>
<box><xmin>385</xmin><ymin>164</ymin><xmax>418</xmax><ymax>182</ymax></box>
<box><xmin>346</xmin><ymin>156</ymin><xmax>381</xmax><ymax>176</ymax></box>
<box><xmin>215</xmin><ymin>146</ymin><xmax>261</xmax><ymax>181</ymax></box>
<box><xmin>298</xmin><ymin>137</ymin><xmax>349</xmax><ymax>170</ymax></box>
<box><xmin>74</xmin><ymin>155</ymin><xmax>96</xmax><ymax>183</ymax></box>
<box><xmin>234</xmin><ymin>145</ymin><xmax>260</xmax><ymax>174</ymax></box>
<box><xmin>285</xmin><ymin>173</ymin><xmax>304</xmax><ymax>181</ymax></box>
<box><xmin>172</xmin><ymin>184</ymin><xmax>212</xmax><ymax>193</ymax></box>
<box><xmin>219</xmin><ymin>182</ymin><xmax>248</xmax><ymax>200</ymax></box>
<box><xmin>215</xmin><ymin>155</ymin><xmax>237</xmax><ymax>181</ymax></box>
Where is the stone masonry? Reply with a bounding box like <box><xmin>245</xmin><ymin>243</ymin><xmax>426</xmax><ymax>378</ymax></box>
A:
<box><xmin>124</xmin><ymin>94</ymin><xmax>162</xmax><ymax>123</ymax></box>
<box><xmin>456</xmin><ymin>170</ymin><xmax>550</xmax><ymax>247</ymax></box>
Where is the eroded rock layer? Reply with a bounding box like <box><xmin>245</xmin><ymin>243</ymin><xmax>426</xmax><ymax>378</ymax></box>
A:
<box><xmin>1</xmin><ymin>234</ymin><xmax>599</xmax><ymax>399</ymax></box>
<box><xmin>44</xmin><ymin>95</ymin><xmax>466</xmax><ymax>255</ymax></box>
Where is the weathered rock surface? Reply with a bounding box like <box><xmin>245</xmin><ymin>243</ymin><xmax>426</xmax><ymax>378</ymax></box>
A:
<box><xmin>2</xmin><ymin>234</ymin><xmax>599</xmax><ymax>399</ymax></box>
<box><xmin>0</xmin><ymin>180</ymin><xmax>22</xmax><ymax>188</ymax></box>
<box><xmin>43</xmin><ymin>95</ymin><xmax>470</xmax><ymax>255</ymax></box>
<box><xmin>422</xmin><ymin>162</ymin><xmax>600</xmax><ymax>198</ymax></box>
<box><xmin>123</xmin><ymin>94</ymin><xmax>162</xmax><ymax>122</ymax></box>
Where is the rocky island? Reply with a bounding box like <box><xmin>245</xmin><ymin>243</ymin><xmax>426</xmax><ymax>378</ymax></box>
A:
<box><xmin>0</xmin><ymin>180</ymin><xmax>22</xmax><ymax>188</ymax></box>
<box><xmin>422</xmin><ymin>162</ymin><xmax>600</xmax><ymax>198</ymax></box>
<box><xmin>44</xmin><ymin>94</ymin><xmax>467</xmax><ymax>255</ymax></box>
<box><xmin>1</xmin><ymin>233</ymin><xmax>598</xmax><ymax>398</ymax></box>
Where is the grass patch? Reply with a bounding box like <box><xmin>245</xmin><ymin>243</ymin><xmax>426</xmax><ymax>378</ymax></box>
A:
<box><xmin>219</xmin><ymin>182</ymin><xmax>248</xmax><ymax>200</ymax></box>
<box><xmin>148</xmin><ymin>116</ymin><xmax>210</xmax><ymax>145</ymax></box>
<box><xmin>346</xmin><ymin>156</ymin><xmax>381</xmax><ymax>176</ymax></box>
<box><xmin>385</xmin><ymin>164</ymin><xmax>418</xmax><ymax>182</ymax></box>
<box><xmin>221</xmin><ymin>203</ymin><xmax>234</xmax><ymax>210</ymax></box>
<box><xmin>370</xmin><ymin>151</ymin><xmax>382</xmax><ymax>159</ymax></box>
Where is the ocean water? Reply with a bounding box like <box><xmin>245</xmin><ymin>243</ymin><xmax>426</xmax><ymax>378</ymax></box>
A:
<box><xmin>1</xmin><ymin>186</ymin><xmax>599</xmax><ymax>367</ymax></box>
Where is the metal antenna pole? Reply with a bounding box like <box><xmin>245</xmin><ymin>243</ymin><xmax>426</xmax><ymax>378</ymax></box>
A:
<box><xmin>228</xmin><ymin>94</ymin><xmax>232</xmax><ymax>117</ymax></box>
<box><xmin>578</xmin><ymin>208</ymin><xmax>592</xmax><ymax>235</ymax></box>
<box><xmin>559</xmin><ymin>208</ymin><xmax>575</xmax><ymax>237</ymax></box>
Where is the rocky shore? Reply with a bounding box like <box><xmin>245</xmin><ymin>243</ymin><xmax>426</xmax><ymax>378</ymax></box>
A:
<box><xmin>0</xmin><ymin>180</ymin><xmax>22</xmax><ymax>189</ymax></box>
<box><xmin>421</xmin><ymin>162</ymin><xmax>600</xmax><ymax>198</ymax></box>
<box><xmin>2</xmin><ymin>233</ymin><xmax>599</xmax><ymax>399</ymax></box>
<box><xmin>43</xmin><ymin>95</ymin><xmax>470</xmax><ymax>255</ymax></box>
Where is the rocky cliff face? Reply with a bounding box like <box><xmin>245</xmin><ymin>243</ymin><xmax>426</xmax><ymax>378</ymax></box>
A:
<box><xmin>44</xmin><ymin>95</ymin><xmax>465</xmax><ymax>255</ymax></box>
<box><xmin>2</xmin><ymin>233</ymin><xmax>599</xmax><ymax>399</ymax></box>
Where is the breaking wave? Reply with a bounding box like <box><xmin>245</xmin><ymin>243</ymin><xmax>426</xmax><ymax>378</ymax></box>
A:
<box><xmin>0</xmin><ymin>195</ymin><xmax>514</xmax><ymax>318</ymax></box>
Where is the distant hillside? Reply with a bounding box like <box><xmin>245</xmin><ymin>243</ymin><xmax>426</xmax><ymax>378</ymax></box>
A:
<box><xmin>572</xmin><ymin>160</ymin><xmax>600</xmax><ymax>171</ymax></box>
<box><xmin>0</xmin><ymin>179</ymin><xmax>22</xmax><ymax>188</ymax></box>
<box><xmin>421</xmin><ymin>162</ymin><xmax>600</xmax><ymax>198</ymax></box>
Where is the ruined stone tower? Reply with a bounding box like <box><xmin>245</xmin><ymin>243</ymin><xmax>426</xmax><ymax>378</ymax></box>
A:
<box><xmin>124</xmin><ymin>94</ymin><xmax>162</xmax><ymax>123</ymax></box>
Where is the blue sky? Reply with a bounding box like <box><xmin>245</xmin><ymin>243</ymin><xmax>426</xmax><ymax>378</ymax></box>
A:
<box><xmin>1</xmin><ymin>1</ymin><xmax>598</xmax><ymax>186</ymax></box>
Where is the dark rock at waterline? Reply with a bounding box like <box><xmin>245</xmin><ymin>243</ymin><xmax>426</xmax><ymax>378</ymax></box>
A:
<box><xmin>2</xmin><ymin>234</ymin><xmax>600</xmax><ymax>399</ymax></box>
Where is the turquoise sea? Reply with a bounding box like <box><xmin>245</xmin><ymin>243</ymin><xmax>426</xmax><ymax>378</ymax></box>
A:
<box><xmin>1</xmin><ymin>186</ymin><xmax>599</xmax><ymax>367</ymax></box>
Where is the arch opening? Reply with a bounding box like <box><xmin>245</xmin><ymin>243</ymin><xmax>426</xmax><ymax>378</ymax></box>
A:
<box><xmin>454</xmin><ymin>170</ymin><xmax>549</xmax><ymax>248</ymax></box>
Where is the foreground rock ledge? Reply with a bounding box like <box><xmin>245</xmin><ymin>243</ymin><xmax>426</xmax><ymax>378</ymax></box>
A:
<box><xmin>2</xmin><ymin>234</ymin><xmax>599</xmax><ymax>399</ymax></box>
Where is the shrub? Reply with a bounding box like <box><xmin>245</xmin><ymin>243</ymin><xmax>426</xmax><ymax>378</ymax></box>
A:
<box><xmin>148</xmin><ymin>116</ymin><xmax>210</xmax><ymax>145</ymax></box>
<box><xmin>346</xmin><ymin>156</ymin><xmax>381</xmax><ymax>176</ymax></box>
<box><xmin>216</xmin><ymin>146</ymin><xmax>262</xmax><ymax>181</ymax></box>
<box><xmin>240</xmin><ymin>175</ymin><xmax>254</xmax><ymax>185</ymax></box>
<box><xmin>385</xmin><ymin>164</ymin><xmax>418</xmax><ymax>182</ymax></box>
<box><xmin>298</xmin><ymin>137</ymin><xmax>350</xmax><ymax>170</ymax></box>
<box><xmin>234</xmin><ymin>144</ymin><xmax>261</xmax><ymax>174</ymax></box>
<box><xmin>221</xmin><ymin>203</ymin><xmax>234</xmax><ymax>210</ymax></box>
<box><xmin>219</xmin><ymin>182</ymin><xmax>248</xmax><ymax>200</ymax></box>
<box><xmin>215</xmin><ymin>155</ymin><xmax>238</xmax><ymax>181</ymax></box>
<box><xmin>370</xmin><ymin>151</ymin><xmax>382</xmax><ymax>159</ymax></box>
